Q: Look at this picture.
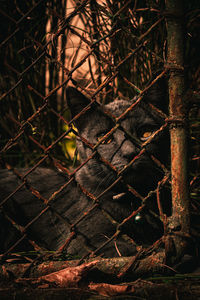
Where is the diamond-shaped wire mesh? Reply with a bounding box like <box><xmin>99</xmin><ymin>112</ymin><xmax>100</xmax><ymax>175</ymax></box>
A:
<box><xmin>0</xmin><ymin>0</ymin><xmax>199</xmax><ymax>268</ymax></box>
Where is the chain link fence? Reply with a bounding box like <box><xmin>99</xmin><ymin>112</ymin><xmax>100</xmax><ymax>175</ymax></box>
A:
<box><xmin>0</xmin><ymin>0</ymin><xmax>199</xmax><ymax>276</ymax></box>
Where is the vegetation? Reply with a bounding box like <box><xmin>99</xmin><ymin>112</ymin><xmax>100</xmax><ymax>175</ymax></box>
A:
<box><xmin>0</xmin><ymin>0</ymin><xmax>199</xmax><ymax>297</ymax></box>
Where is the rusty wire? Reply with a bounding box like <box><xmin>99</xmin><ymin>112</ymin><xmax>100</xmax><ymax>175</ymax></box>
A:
<box><xmin>1</xmin><ymin>0</ymin><xmax>196</xmax><ymax>266</ymax></box>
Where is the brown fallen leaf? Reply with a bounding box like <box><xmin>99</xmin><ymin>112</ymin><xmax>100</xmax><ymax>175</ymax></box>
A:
<box><xmin>88</xmin><ymin>282</ymin><xmax>135</xmax><ymax>297</ymax></box>
<box><xmin>39</xmin><ymin>260</ymin><xmax>97</xmax><ymax>287</ymax></box>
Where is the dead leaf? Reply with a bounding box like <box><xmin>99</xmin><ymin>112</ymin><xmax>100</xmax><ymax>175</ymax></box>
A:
<box><xmin>39</xmin><ymin>260</ymin><xmax>97</xmax><ymax>287</ymax></box>
<box><xmin>89</xmin><ymin>282</ymin><xmax>135</xmax><ymax>297</ymax></box>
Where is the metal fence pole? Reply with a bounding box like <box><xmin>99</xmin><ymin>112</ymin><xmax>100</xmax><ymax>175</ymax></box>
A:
<box><xmin>166</xmin><ymin>0</ymin><xmax>190</xmax><ymax>262</ymax></box>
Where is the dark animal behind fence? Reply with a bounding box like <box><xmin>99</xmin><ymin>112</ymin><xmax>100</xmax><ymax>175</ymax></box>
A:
<box><xmin>0</xmin><ymin>81</ymin><xmax>170</xmax><ymax>258</ymax></box>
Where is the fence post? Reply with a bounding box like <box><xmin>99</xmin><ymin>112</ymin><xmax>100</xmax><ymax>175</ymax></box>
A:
<box><xmin>165</xmin><ymin>0</ymin><xmax>190</xmax><ymax>262</ymax></box>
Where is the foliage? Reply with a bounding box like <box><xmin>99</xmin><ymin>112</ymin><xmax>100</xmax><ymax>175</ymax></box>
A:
<box><xmin>0</xmin><ymin>0</ymin><xmax>199</xmax><ymax>186</ymax></box>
